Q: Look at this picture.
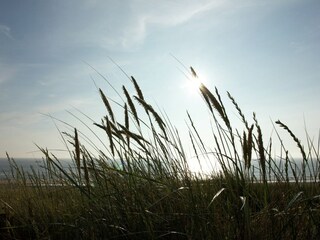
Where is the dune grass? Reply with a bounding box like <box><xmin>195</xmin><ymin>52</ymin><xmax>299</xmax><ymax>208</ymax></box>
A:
<box><xmin>1</xmin><ymin>67</ymin><xmax>319</xmax><ymax>239</ymax></box>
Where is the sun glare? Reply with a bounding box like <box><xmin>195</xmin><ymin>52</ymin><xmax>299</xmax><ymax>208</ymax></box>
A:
<box><xmin>187</xmin><ymin>154</ymin><xmax>222</xmax><ymax>176</ymax></box>
<box><xmin>184</xmin><ymin>72</ymin><xmax>208</xmax><ymax>96</ymax></box>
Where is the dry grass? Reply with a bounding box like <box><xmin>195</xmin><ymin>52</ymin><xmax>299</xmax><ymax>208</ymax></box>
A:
<box><xmin>1</xmin><ymin>66</ymin><xmax>319</xmax><ymax>239</ymax></box>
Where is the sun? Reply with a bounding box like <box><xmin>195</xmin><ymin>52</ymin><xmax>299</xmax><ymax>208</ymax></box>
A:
<box><xmin>185</xmin><ymin>71</ymin><xmax>208</xmax><ymax>96</ymax></box>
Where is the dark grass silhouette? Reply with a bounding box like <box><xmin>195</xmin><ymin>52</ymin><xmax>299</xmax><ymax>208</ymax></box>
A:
<box><xmin>1</xmin><ymin>66</ymin><xmax>319</xmax><ymax>239</ymax></box>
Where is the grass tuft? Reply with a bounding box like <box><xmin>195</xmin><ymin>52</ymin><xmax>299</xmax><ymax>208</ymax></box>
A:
<box><xmin>1</xmin><ymin>66</ymin><xmax>319</xmax><ymax>240</ymax></box>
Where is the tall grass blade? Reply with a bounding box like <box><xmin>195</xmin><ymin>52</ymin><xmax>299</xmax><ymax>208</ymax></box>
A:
<box><xmin>74</xmin><ymin>128</ymin><xmax>81</xmax><ymax>179</ymax></box>
<box><xmin>131</xmin><ymin>76</ymin><xmax>144</xmax><ymax>100</ymax></box>
<box><xmin>99</xmin><ymin>88</ymin><xmax>115</xmax><ymax>123</ymax></box>
<box><xmin>285</xmin><ymin>191</ymin><xmax>303</xmax><ymax>211</ymax></box>
<box><xmin>134</xmin><ymin>96</ymin><xmax>167</xmax><ymax>137</ymax></box>
<box><xmin>208</xmin><ymin>188</ymin><xmax>226</xmax><ymax>208</ymax></box>
<box><xmin>123</xmin><ymin>85</ymin><xmax>140</xmax><ymax>127</ymax></box>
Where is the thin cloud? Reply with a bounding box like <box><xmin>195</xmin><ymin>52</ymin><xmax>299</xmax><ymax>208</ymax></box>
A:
<box><xmin>0</xmin><ymin>24</ymin><xmax>14</xmax><ymax>40</ymax></box>
<box><xmin>0</xmin><ymin>64</ymin><xmax>16</xmax><ymax>85</ymax></box>
<box><xmin>115</xmin><ymin>0</ymin><xmax>223</xmax><ymax>49</ymax></box>
<box><xmin>0</xmin><ymin>97</ymin><xmax>93</xmax><ymax>128</ymax></box>
<box><xmin>35</xmin><ymin>98</ymin><xmax>93</xmax><ymax>114</ymax></box>
<box><xmin>50</xmin><ymin>0</ymin><xmax>225</xmax><ymax>51</ymax></box>
<box><xmin>134</xmin><ymin>0</ymin><xmax>222</xmax><ymax>26</ymax></box>
<box><xmin>0</xmin><ymin>111</ymin><xmax>41</xmax><ymax>127</ymax></box>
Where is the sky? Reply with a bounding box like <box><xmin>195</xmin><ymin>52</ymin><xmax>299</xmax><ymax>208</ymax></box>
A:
<box><xmin>0</xmin><ymin>0</ymin><xmax>319</xmax><ymax>165</ymax></box>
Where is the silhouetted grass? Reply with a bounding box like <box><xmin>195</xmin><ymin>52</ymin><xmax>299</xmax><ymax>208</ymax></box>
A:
<box><xmin>1</xmin><ymin>67</ymin><xmax>319</xmax><ymax>239</ymax></box>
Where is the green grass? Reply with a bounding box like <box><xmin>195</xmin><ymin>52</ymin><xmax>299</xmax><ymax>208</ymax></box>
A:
<box><xmin>1</xmin><ymin>66</ymin><xmax>319</xmax><ymax>239</ymax></box>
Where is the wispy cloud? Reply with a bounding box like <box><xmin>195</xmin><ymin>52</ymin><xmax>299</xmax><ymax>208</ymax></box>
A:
<box><xmin>0</xmin><ymin>96</ymin><xmax>94</xmax><ymax>128</ymax></box>
<box><xmin>0</xmin><ymin>24</ymin><xmax>14</xmax><ymax>40</ymax></box>
<box><xmin>0</xmin><ymin>111</ymin><xmax>40</xmax><ymax>127</ymax></box>
<box><xmin>133</xmin><ymin>0</ymin><xmax>221</xmax><ymax>26</ymax></box>
<box><xmin>99</xmin><ymin>0</ymin><xmax>291</xmax><ymax>50</ymax></box>
<box><xmin>35</xmin><ymin>97</ymin><xmax>94</xmax><ymax>115</ymax></box>
<box><xmin>48</xmin><ymin>0</ymin><xmax>225</xmax><ymax>51</ymax></box>
<box><xmin>108</xmin><ymin>0</ymin><xmax>223</xmax><ymax>49</ymax></box>
<box><xmin>0</xmin><ymin>64</ymin><xmax>17</xmax><ymax>85</ymax></box>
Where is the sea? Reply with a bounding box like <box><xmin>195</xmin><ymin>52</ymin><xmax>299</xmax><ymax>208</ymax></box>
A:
<box><xmin>0</xmin><ymin>157</ymin><xmax>319</xmax><ymax>182</ymax></box>
<box><xmin>0</xmin><ymin>158</ymin><xmax>74</xmax><ymax>180</ymax></box>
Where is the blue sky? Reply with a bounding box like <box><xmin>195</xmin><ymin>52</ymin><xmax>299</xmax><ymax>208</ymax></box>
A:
<box><xmin>0</xmin><ymin>0</ymin><xmax>319</xmax><ymax>162</ymax></box>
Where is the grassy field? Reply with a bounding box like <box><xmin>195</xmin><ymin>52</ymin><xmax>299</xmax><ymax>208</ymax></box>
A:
<box><xmin>1</xmin><ymin>67</ymin><xmax>319</xmax><ymax>239</ymax></box>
